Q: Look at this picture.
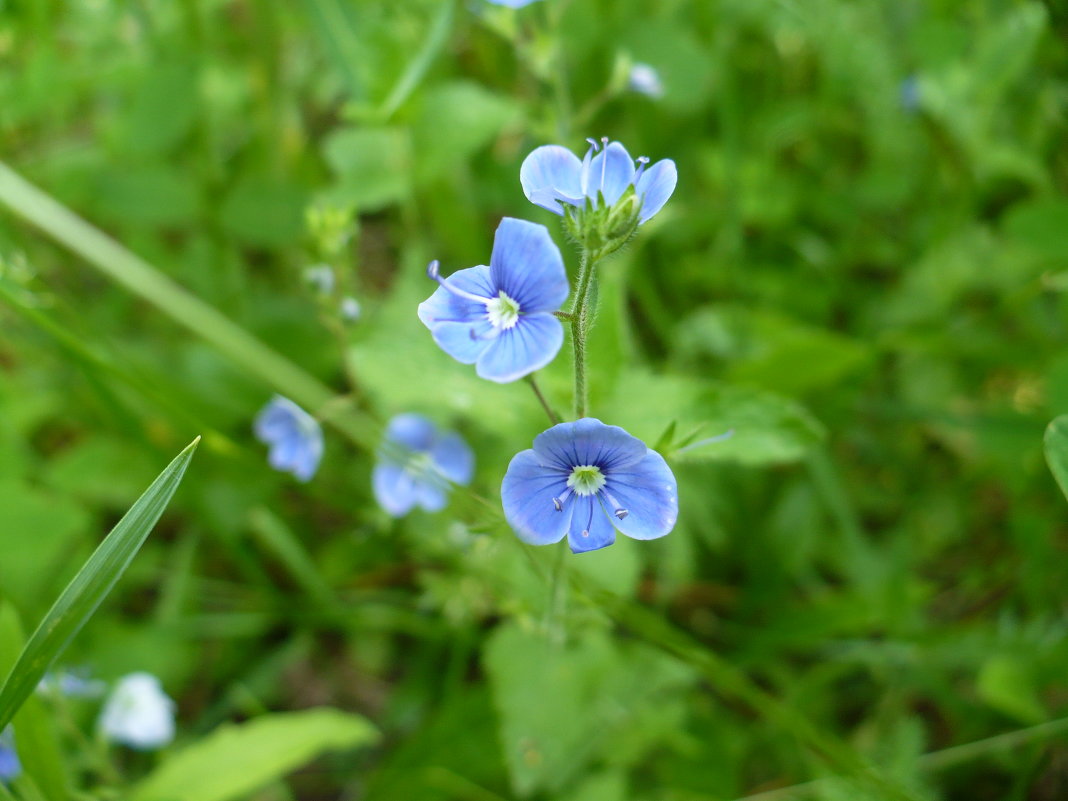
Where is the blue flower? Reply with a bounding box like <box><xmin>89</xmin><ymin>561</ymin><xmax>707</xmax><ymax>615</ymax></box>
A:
<box><xmin>501</xmin><ymin>418</ymin><xmax>678</xmax><ymax>554</ymax></box>
<box><xmin>0</xmin><ymin>727</ymin><xmax>19</xmax><ymax>784</ymax></box>
<box><xmin>520</xmin><ymin>138</ymin><xmax>677</xmax><ymax>224</ymax></box>
<box><xmin>253</xmin><ymin>395</ymin><xmax>324</xmax><ymax>482</ymax></box>
<box><xmin>417</xmin><ymin>217</ymin><xmax>568</xmax><ymax>383</ymax></box>
<box><xmin>373</xmin><ymin>414</ymin><xmax>474</xmax><ymax>517</ymax></box>
<box><xmin>485</xmin><ymin>0</ymin><xmax>542</xmax><ymax>6</ymax></box>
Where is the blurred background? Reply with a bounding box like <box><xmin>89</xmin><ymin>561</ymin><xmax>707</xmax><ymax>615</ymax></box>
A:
<box><xmin>2</xmin><ymin>0</ymin><xmax>1068</xmax><ymax>798</ymax></box>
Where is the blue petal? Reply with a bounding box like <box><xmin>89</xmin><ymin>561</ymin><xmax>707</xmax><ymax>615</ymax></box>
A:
<box><xmin>567</xmin><ymin>496</ymin><xmax>616</xmax><ymax>553</ymax></box>
<box><xmin>431</xmin><ymin>432</ymin><xmax>474</xmax><ymax>485</ymax></box>
<box><xmin>585</xmin><ymin>142</ymin><xmax>635</xmax><ymax>205</ymax></box>
<box><xmin>519</xmin><ymin>145</ymin><xmax>584</xmax><ymax>214</ymax></box>
<box><xmin>475</xmin><ymin>312</ymin><xmax>563</xmax><ymax>383</ymax></box>
<box><xmin>254</xmin><ymin>396</ymin><xmax>305</xmax><ymax>443</ymax></box>
<box><xmin>417</xmin><ymin>264</ymin><xmax>493</xmax><ymax>326</ymax></box>
<box><xmin>488</xmin><ymin>218</ymin><xmax>569</xmax><ymax>313</ymax></box>
<box><xmin>532</xmin><ymin>418</ymin><xmax>648</xmax><ymax>472</ymax></box>
<box><xmin>415</xmin><ymin>480</ymin><xmax>448</xmax><ymax>512</ymax></box>
<box><xmin>501</xmin><ymin>449</ymin><xmax>570</xmax><ymax>545</ymax></box>
<box><xmin>384</xmin><ymin>413</ymin><xmax>437</xmax><ymax>454</ymax></box>
<box><xmin>373</xmin><ymin>463</ymin><xmax>420</xmax><ymax>517</ymax></box>
<box><xmin>424</xmin><ymin>320</ymin><xmax>493</xmax><ymax>364</ymax></box>
<box><xmin>606</xmin><ymin>450</ymin><xmax>678</xmax><ymax>541</ymax></box>
<box><xmin>636</xmin><ymin>159</ymin><xmax>677</xmax><ymax>223</ymax></box>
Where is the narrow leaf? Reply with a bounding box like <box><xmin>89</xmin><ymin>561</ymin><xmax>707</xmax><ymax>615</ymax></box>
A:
<box><xmin>0</xmin><ymin>437</ymin><xmax>199</xmax><ymax>730</ymax></box>
<box><xmin>1044</xmin><ymin>415</ymin><xmax>1068</xmax><ymax>502</ymax></box>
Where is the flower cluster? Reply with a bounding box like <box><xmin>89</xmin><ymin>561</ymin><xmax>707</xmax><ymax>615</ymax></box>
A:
<box><xmin>416</xmin><ymin>137</ymin><xmax>680</xmax><ymax>552</ymax></box>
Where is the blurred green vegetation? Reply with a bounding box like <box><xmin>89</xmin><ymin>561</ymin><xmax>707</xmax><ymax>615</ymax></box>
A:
<box><xmin>2</xmin><ymin>0</ymin><xmax>1068</xmax><ymax>798</ymax></box>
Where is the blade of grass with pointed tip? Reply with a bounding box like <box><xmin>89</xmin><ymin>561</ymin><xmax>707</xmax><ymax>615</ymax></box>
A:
<box><xmin>1045</xmin><ymin>415</ymin><xmax>1068</xmax><ymax>502</ymax></box>
<box><xmin>0</xmin><ymin>437</ymin><xmax>200</xmax><ymax>731</ymax></box>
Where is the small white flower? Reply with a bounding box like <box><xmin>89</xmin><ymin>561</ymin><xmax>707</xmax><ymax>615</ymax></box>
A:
<box><xmin>629</xmin><ymin>63</ymin><xmax>664</xmax><ymax>98</ymax></box>
<box><xmin>340</xmin><ymin>296</ymin><xmax>362</xmax><ymax>322</ymax></box>
<box><xmin>303</xmin><ymin>263</ymin><xmax>336</xmax><ymax>295</ymax></box>
<box><xmin>99</xmin><ymin>673</ymin><xmax>176</xmax><ymax>750</ymax></box>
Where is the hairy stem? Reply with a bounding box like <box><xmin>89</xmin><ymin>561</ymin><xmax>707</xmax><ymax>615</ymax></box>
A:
<box><xmin>569</xmin><ymin>248</ymin><xmax>598</xmax><ymax>418</ymax></box>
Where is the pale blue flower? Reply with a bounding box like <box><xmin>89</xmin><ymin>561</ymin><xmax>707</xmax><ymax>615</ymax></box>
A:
<box><xmin>373</xmin><ymin>414</ymin><xmax>474</xmax><ymax>517</ymax></box>
<box><xmin>486</xmin><ymin>0</ymin><xmax>542</xmax><ymax>6</ymax></box>
<box><xmin>98</xmin><ymin>673</ymin><xmax>175</xmax><ymax>751</ymax></box>
<box><xmin>629</xmin><ymin>63</ymin><xmax>664</xmax><ymax>98</ymax></box>
<box><xmin>502</xmin><ymin>418</ymin><xmax>678</xmax><ymax>554</ymax></box>
<box><xmin>418</xmin><ymin>217</ymin><xmax>568</xmax><ymax>383</ymax></box>
<box><xmin>254</xmin><ymin>396</ymin><xmax>324</xmax><ymax>482</ymax></box>
<box><xmin>38</xmin><ymin>668</ymin><xmax>106</xmax><ymax>699</ymax></box>
<box><xmin>520</xmin><ymin>138</ymin><xmax>677</xmax><ymax>223</ymax></box>
<box><xmin>0</xmin><ymin>727</ymin><xmax>19</xmax><ymax>784</ymax></box>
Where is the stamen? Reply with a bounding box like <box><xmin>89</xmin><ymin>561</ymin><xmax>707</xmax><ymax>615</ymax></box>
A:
<box><xmin>600</xmin><ymin>488</ymin><xmax>628</xmax><ymax>520</ymax></box>
<box><xmin>585</xmin><ymin>137</ymin><xmax>601</xmax><ymax>153</ymax></box>
<box><xmin>552</xmin><ymin>486</ymin><xmax>573</xmax><ymax>511</ymax></box>
<box><xmin>599</xmin><ymin>137</ymin><xmax>610</xmax><ymax>192</ymax></box>
<box><xmin>426</xmin><ymin>260</ymin><xmax>492</xmax><ymax>305</ymax></box>
<box><xmin>634</xmin><ymin>156</ymin><xmax>650</xmax><ymax>183</ymax></box>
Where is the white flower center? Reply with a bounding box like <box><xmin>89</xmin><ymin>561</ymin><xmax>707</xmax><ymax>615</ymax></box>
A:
<box><xmin>567</xmin><ymin>465</ymin><xmax>606</xmax><ymax>496</ymax></box>
<box><xmin>485</xmin><ymin>291</ymin><xmax>521</xmax><ymax>330</ymax></box>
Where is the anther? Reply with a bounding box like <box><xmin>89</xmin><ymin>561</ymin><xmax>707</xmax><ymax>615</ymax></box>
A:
<box><xmin>585</xmin><ymin>137</ymin><xmax>600</xmax><ymax>152</ymax></box>
<box><xmin>614</xmin><ymin>509</ymin><xmax>629</xmax><ymax>520</ymax></box>
<box><xmin>634</xmin><ymin>156</ymin><xmax>650</xmax><ymax>183</ymax></box>
<box><xmin>426</xmin><ymin>260</ymin><xmax>441</xmax><ymax>280</ymax></box>
<box><xmin>552</xmin><ymin>487</ymin><xmax>573</xmax><ymax>510</ymax></box>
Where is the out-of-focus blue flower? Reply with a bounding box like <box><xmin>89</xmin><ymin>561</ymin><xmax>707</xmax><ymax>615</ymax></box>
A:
<box><xmin>303</xmin><ymin>263</ymin><xmax>336</xmax><ymax>295</ymax></box>
<box><xmin>38</xmin><ymin>668</ymin><xmax>106</xmax><ymax>699</ymax></box>
<box><xmin>502</xmin><ymin>418</ymin><xmax>678</xmax><ymax>554</ymax></box>
<box><xmin>485</xmin><ymin>0</ymin><xmax>542</xmax><ymax>6</ymax></box>
<box><xmin>373</xmin><ymin>414</ymin><xmax>474</xmax><ymax>516</ymax></box>
<box><xmin>0</xmin><ymin>727</ymin><xmax>20</xmax><ymax>784</ymax></box>
<box><xmin>520</xmin><ymin>138</ymin><xmax>677</xmax><ymax>224</ymax></box>
<box><xmin>900</xmin><ymin>74</ymin><xmax>921</xmax><ymax>112</ymax></box>
<box><xmin>340</xmin><ymin>296</ymin><xmax>362</xmax><ymax>322</ymax></box>
<box><xmin>629</xmin><ymin>63</ymin><xmax>664</xmax><ymax>98</ymax></box>
<box><xmin>98</xmin><ymin>673</ymin><xmax>176</xmax><ymax>751</ymax></box>
<box><xmin>418</xmin><ymin>217</ymin><xmax>568</xmax><ymax>383</ymax></box>
<box><xmin>254</xmin><ymin>396</ymin><xmax>324</xmax><ymax>482</ymax></box>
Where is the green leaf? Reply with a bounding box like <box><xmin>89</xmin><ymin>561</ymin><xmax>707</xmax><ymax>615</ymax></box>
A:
<box><xmin>322</xmin><ymin>126</ymin><xmax>412</xmax><ymax>211</ymax></box>
<box><xmin>130</xmin><ymin>708</ymin><xmax>379</xmax><ymax>801</ymax></box>
<box><xmin>605</xmin><ymin>369</ymin><xmax>825</xmax><ymax>466</ymax></box>
<box><xmin>976</xmin><ymin>655</ymin><xmax>1045</xmax><ymax>724</ymax></box>
<box><xmin>1044</xmin><ymin>415</ymin><xmax>1068</xmax><ymax>503</ymax></box>
<box><xmin>0</xmin><ymin>438</ymin><xmax>199</xmax><ymax>731</ymax></box>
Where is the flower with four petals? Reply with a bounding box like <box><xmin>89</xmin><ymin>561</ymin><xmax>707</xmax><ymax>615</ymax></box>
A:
<box><xmin>373</xmin><ymin>414</ymin><xmax>475</xmax><ymax>517</ymax></box>
<box><xmin>418</xmin><ymin>217</ymin><xmax>568</xmax><ymax>383</ymax></box>
<box><xmin>502</xmin><ymin>418</ymin><xmax>678</xmax><ymax>554</ymax></box>
<box><xmin>253</xmin><ymin>395</ymin><xmax>324</xmax><ymax>482</ymax></box>
<box><xmin>520</xmin><ymin>138</ymin><xmax>677</xmax><ymax>224</ymax></box>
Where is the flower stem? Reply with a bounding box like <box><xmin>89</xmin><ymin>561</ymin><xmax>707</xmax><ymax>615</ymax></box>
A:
<box><xmin>569</xmin><ymin>247</ymin><xmax>599</xmax><ymax>418</ymax></box>
<box><xmin>525</xmin><ymin>375</ymin><xmax>559</xmax><ymax>425</ymax></box>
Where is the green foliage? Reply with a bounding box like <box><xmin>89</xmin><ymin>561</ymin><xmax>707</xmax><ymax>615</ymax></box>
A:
<box><xmin>0</xmin><ymin>0</ymin><xmax>1066</xmax><ymax>798</ymax></box>
<box><xmin>130</xmin><ymin>708</ymin><xmax>378</xmax><ymax>801</ymax></box>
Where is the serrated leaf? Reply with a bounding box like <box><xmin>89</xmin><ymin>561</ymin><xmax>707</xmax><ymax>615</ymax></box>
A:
<box><xmin>0</xmin><ymin>438</ymin><xmax>199</xmax><ymax>731</ymax></box>
<box><xmin>130</xmin><ymin>708</ymin><xmax>379</xmax><ymax>801</ymax></box>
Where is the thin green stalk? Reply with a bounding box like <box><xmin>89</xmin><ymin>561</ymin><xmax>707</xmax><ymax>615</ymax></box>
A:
<box><xmin>525</xmin><ymin>375</ymin><xmax>559</xmax><ymax>425</ymax></box>
<box><xmin>0</xmin><ymin>161</ymin><xmax>377</xmax><ymax>451</ymax></box>
<box><xmin>569</xmin><ymin>248</ymin><xmax>598</xmax><ymax>418</ymax></box>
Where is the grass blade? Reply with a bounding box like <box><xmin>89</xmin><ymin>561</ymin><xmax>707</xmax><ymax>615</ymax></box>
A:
<box><xmin>0</xmin><ymin>437</ymin><xmax>200</xmax><ymax>731</ymax></box>
<box><xmin>1045</xmin><ymin>415</ymin><xmax>1068</xmax><ymax>502</ymax></box>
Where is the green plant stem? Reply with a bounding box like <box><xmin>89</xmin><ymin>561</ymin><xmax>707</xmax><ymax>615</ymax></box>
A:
<box><xmin>525</xmin><ymin>375</ymin><xmax>559</xmax><ymax>425</ymax></box>
<box><xmin>0</xmin><ymin>161</ymin><xmax>378</xmax><ymax>451</ymax></box>
<box><xmin>569</xmin><ymin>248</ymin><xmax>599</xmax><ymax>418</ymax></box>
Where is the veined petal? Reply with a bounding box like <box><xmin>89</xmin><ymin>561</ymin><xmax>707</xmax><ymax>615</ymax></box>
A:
<box><xmin>475</xmin><ymin>312</ymin><xmax>563</xmax><ymax>383</ymax></box>
<box><xmin>502</xmin><ymin>449</ymin><xmax>570</xmax><ymax>545</ymax></box>
<box><xmin>431</xmin><ymin>432</ymin><xmax>475</xmax><ymax>485</ymax></box>
<box><xmin>532</xmin><ymin>418</ymin><xmax>648</xmax><ymax>472</ymax></box>
<box><xmin>415</xmin><ymin>480</ymin><xmax>448</xmax><ymax>512</ymax></box>
<box><xmin>567</xmin><ymin>496</ymin><xmax>616</xmax><ymax>553</ymax></box>
<box><xmin>417</xmin><ymin>264</ymin><xmax>494</xmax><ymax>326</ymax></box>
<box><xmin>607</xmin><ymin>450</ymin><xmax>678</xmax><ymax>540</ymax></box>
<box><xmin>587</xmin><ymin>141</ymin><xmax>635</xmax><ymax>205</ymax></box>
<box><xmin>384</xmin><ymin>414</ymin><xmax>437</xmax><ymax>454</ymax></box>
<box><xmin>373</xmin><ymin>463</ymin><xmax>420</xmax><ymax>517</ymax></box>
<box><xmin>636</xmin><ymin>159</ymin><xmax>677</xmax><ymax>223</ymax></box>
<box><xmin>425</xmin><ymin>319</ymin><xmax>493</xmax><ymax>364</ymax></box>
<box><xmin>489</xmin><ymin>218</ymin><xmax>569</xmax><ymax>313</ymax></box>
<box><xmin>520</xmin><ymin>145</ymin><xmax>584</xmax><ymax>214</ymax></box>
